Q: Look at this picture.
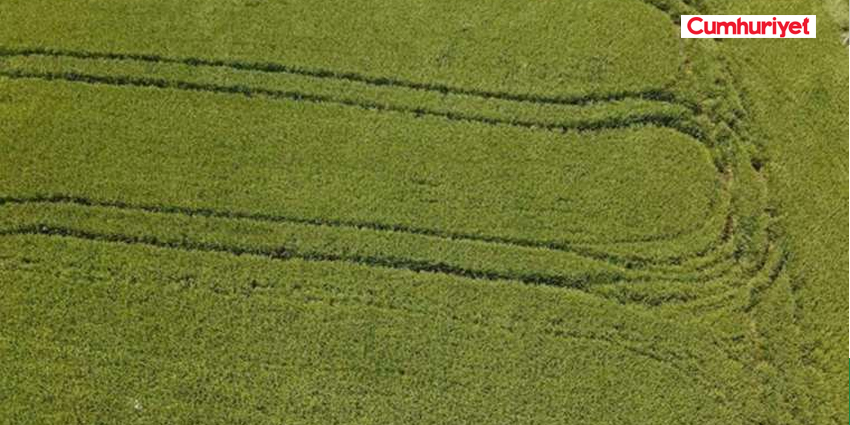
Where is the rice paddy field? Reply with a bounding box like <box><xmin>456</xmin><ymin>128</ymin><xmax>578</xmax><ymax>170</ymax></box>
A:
<box><xmin>0</xmin><ymin>0</ymin><xmax>846</xmax><ymax>423</ymax></box>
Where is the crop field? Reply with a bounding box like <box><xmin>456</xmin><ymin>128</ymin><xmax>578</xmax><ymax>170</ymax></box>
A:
<box><xmin>0</xmin><ymin>0</ymin><xmax>846</xmax><ymax>423</ymax></box>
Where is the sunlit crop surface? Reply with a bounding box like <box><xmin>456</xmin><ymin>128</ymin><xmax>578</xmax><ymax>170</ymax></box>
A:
<box><xmin>0</xmin><ymin>0</ymin><xmax>845</xmax><ymax>423</ymax></box>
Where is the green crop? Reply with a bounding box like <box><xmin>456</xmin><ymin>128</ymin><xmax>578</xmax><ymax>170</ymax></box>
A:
<box><xmin>0</xmin><ymin>0</ymin><xmax>844</xmax><ymax>423</ymax></box>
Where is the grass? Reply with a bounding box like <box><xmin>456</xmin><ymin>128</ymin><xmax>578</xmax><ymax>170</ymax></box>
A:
<box><xmin>0</xmin><ymin>0</ymin><xmax>680</xmax><ymax>99</ymax></box>
<box><xmin>0</xmin><ymin>77</ymin><xmax>719</xmax><ymax>246</ymax></box>
<box><xmin>0</xmin><ymin>235</ymin><xmax>759</xmax><ymax>424</ymax></box>
<box><xmin>0</xmin><ymin>0</ymin><xmax>845</xmax><ymax>423</ymax></box>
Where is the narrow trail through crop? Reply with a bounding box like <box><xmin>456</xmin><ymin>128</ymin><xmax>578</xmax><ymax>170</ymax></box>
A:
<box><xmin>0</xmin><ymin>194</ymin><xmax>769</xmax><ymax>299</ymax></box>
<box><xmin>0</xmin><ymin>47</ymin><xmax>684</xmax><ymax>109</ymax></box>
<box><xmin>2</xmin><ymin>224</ymin><xmax>607</xmax><ymax>289</ymax></box>
<box><xmin>0</xmin><ymin>195</ymin><xmax>731</xmax><ymax>270</ymax></box>
<box><xmin>0</xmin><ymin>68</ymin><xmax>701</xmax><ymax>141</ymax></box>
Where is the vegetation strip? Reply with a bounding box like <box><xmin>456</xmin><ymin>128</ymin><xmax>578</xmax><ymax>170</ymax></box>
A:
<box><xmin>0</xmin><ymin>67</ymin><xmax>702</xmax><ymax>139</ymax></box>
<box><xmin>0</xmin><ymin>224</ymin><xmax>619</xmax><ymax>289</ymax></box>
<box><xmin>0</xmin><ymin>199</ymin><xmax>768</xmax><ymax>299</ymax></box>
<box><xmin>0</xmin><ymin>47</ymin><xmax>682</xmax><ymax>108</ymax></box>
<box><xmin>0</xmin><ymin>195</ymin><xmax>730</xmax><ymax>268</ymax></box>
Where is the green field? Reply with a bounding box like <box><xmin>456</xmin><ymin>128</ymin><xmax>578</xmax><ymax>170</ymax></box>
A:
<box><xmin>0</xmin><ymin>0</ymin><xmax>846</xmax><ymax>423</ymax></box>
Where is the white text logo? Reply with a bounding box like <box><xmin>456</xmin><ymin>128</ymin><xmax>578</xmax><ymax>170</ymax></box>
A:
<box><xmin>681</xmin><ymin>15</ymin><xmax>816</xmax><ymax>38</ymax></box>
